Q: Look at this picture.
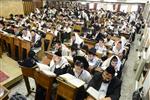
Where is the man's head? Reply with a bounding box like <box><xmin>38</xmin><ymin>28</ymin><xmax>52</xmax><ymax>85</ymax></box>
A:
<box><xmin>116</xmin><ymin>41</ymin><xmax>122</xmax><ymax>49</ymax></box>
<box><xmin>71</xmin><ymin>33</ymin><xmax>76</xmax><ymax>41</ymax></box>
<box><xmin>98</xmin><ymin>38</ymin><xmax>104</xmax><ymax>47</ymax></box>
<box><xmin>88</xmin><ymin>48</ymin><xmax>96</xmax><ymax>61</ymax></box>
<box><xmin>110</xmin><ymin>56</ymin><xmax>118</xmax><ymax>68</ymax></box>
<box><xmin>74</xmin><ymin>60</ymin><xmax>84</xmax><ymax>74</ymax></box>
<box><xmin>102</xmin><ymin>66</ymin><xmax>115</xmax><ymax>83</ymax></box>
<box><xmin>53</xmin><ymin>51</ymin><xmax>62</xmax><ymax>63</ymax></box>
<box><xmin>54</xmin><ymin>40</ymin><xmax>62</xmax><ymax>50</ymax></box>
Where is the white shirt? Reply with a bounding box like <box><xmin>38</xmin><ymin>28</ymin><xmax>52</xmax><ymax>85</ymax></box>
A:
<box><xmin>49</xmin><ymin>57</ymin><xmax>69</xmax><ymax>73</ymax></box>
<box><xmin>95</xmin><ymin>43</ymin><xmax>107</xmax><ymax>54</ymax></box>
<box><xmin>64</xmin><ymin>27</ymin><xmax>72</xmax><ymax>33</ymax></box>
<box><xmin>22</xmin><ymin>31</ymin><xmax>32</xmax><ymax>41</ymax></box>
<box><xmin>98</xmin><ymin>82</ymin><xmax>109</xmax><ymax>99</ymax></box>
<box><xmin>73</xmin><ymin>69</ymin><xmax>92</xmax><ymax>84</ymax></box>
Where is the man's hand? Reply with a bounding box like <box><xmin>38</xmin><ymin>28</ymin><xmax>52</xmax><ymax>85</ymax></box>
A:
<box><xmin>95</xmin><ymin>67</ymin><xmax>103</xmax><ymax>72</ymax></box>
<box><xmin>86</xmin><ymin>96</ymin><xmax>95</xmax><ymax>100</ymax></box>
<box><xmin>99</xmin><ymin>97</ymin><xmax>111</xmax><ymax>100</ymax></box>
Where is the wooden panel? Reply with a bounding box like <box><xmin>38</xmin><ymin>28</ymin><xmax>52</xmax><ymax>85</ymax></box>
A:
<box><xmin>23</xmin><ymin>1</ymin><xmax>34</xmax><ymax>15</ymax></box>
<box><xmin>20</xmin><ymin>40</ymin><xmax>31</xmax><ymax>59</ymax></box>
<box><xmin>56</xmin><ymin>78</ymin><xmax>77</xmax><ymax>100</ymax></box>
<box><xmin>0</xmin><ymin>0</ymin><xmax>24</xmax><ymax>17</ymax></box>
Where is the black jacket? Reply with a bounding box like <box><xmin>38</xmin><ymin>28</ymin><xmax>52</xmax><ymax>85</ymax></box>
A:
<box><xmin>87</xmin><ymin>72</ymin><xmax>122</xmax><ymax>100</ymax></box>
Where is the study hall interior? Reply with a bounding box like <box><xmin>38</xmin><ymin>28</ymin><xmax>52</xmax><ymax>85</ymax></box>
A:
<box><xmin>0</xmin><ymin>0</ymin><xmax>150</xmax><ymax>100</ymax></box>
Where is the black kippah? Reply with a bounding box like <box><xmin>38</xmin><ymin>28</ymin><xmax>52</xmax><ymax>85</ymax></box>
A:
<box><xmin>54</xmin><ymin>51</ymin><xmax>62</xmax><ymax>57</ymax></box>
<box><xmin>105</xmin><ymin>66</ymin><xmax>116</xmax><ymax>76</ymax></box>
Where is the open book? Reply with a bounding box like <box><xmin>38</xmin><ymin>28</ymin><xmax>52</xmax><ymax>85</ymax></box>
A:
<box><xmin>87</xmin><ymin>87</ymin><xmax>106</xmax><ymax>100</ymax></box>
<box><xmin>59</xmin><ymin>73</ymin><xmax>85</xmax><ymax>88</ymax></box>
<box><xmin>36</xmin><ymin>62</ymin><xmax>56</xmax><ymax>76</ymax></box>
<box><xmin>87</xmin><ymin>87</ymin><xmax>99</xmax><ymax>100</ymax></box>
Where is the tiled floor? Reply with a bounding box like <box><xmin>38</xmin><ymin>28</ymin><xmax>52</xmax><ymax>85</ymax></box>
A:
<box><xmin>3</xmin><ymin>35</ymin><xmax>140</xmax><ymax>100</ymax></box>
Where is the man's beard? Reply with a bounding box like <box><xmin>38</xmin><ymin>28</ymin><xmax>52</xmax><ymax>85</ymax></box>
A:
<box><xmin>102</xmin><ymin>80</ymin><xmax>110</xmax><ymax>83</ymax></box>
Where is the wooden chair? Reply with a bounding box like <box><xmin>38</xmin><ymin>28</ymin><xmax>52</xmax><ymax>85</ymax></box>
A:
<box><xmin>111</xmin><ymin>36</ymin><xmax>120</xmax><ymax>42</ymax></box>
<box><xmin>20</xmin><ymin>65</ymin><xmax>37</xmax><ymax>96</ymax></box>
<box><xmin>44</xmin><ymin>32</ymin><xmax>54</xmax><ymax>51</ymax></box>
<box><xmin>84</xmin><ymin>38</ymin><xmax>96</xmax><ymax>49</ymax></box>
<box><xmin>34</xmin><ymin>70</ymin><xmax>56</xmax><ymax>100</ymax></box>
<box><xmin>55</xmin><ymin>77</ymin><xmax>77</xmax><ymax>100</ymax></box>
<box><xmin>73</xmin><ymin>25</ymin><xmax>82</xmax><ymax>34</ymax></box>
<box><xmin>20</xmin><ymin>39</ymin><xmax>31</xmax><ymax>60</ymax></box>
<box><xmin>13</xmin><ymin>37</ymin><xmax>21</xmax><ymax>60</ymax></box>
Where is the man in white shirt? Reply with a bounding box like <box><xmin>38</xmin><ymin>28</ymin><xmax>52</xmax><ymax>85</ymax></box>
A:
<box><xmin>49</xmin><ymin>51</ymin><xmax>69</xmax><ymax>76</ymax></box>
<box><xmin>53</xmin><ymin>40</ymin><xmax>71</xmax><ymax>56</ymax></box>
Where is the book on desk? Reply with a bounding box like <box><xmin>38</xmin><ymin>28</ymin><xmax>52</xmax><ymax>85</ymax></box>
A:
<box><xmin>36</xmin><ymin>62</ymin><xmax>56</xmax><ymax>77</ymax></box>
<box><xmin>58</xmin><ymin>73</ymin><xmax>85</xmax><ymax>88</ymax></box>
<box><xmin>87</xmin><ymin>87</ymin><xmax>105</xmax><ymax>100</ymax></box>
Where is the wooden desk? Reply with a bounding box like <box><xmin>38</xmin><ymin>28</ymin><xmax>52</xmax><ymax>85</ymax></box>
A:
<box><xmin>55</xmin><ymin>77</ymin><xmax>77</xmax><ymax>100</ymax></box>
<box><xmin>13</xmin><ymin>37</ymin><xmax>21</xmax><ymax>60</ymax></box>
<box><xmin>2</xmin><ymin>34</ymin><xmax>14</xmax><ymax>57</ymax></box>
<box><xmin>111</xmin><ymin>36</ymin><xmax>120</xmax><ymax>42</ymax></box>
<box><xmin>120</xmin><ymin>33</ymin><xmax>130</xmax><ymax>39</ymax></box>
<box><xmin>34</xmin><ymin>70</ymin><xmax>56</xmax><ymax>100</ymax></box>
<box><xmin>20</xmin><ymin>66</ymin><xmax>37</xmax><ymax>96</ymax></box>
<box><xmin>84</xmin><ymin>38</ymin><xmax>95</xmax><ymax>49</ymax></box>
<box><xmin>0</xmin><ymin>86</ymin><xmax>9</xmax><ymax>100</ymax></box>
<box><xmin>20</xmin><ymin>39</ymin><xmax>31</xmax><ymax>59</ymax></box>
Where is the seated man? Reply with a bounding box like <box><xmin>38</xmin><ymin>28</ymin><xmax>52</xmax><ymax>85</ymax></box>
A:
<box><xmin>112</xmin><ymin>41</ymin><xmax>125</xmax><ymax>60</ymax></box>
<box><xmin>95</xmin><ymin>38</ymin><xmax>107</xmax><ymax>54</ymax></box>
<box><xmin>71</xmin><ymin>44</ymin><xmax>86</xmax><ymax>57</ymax></box>
<box><xmin>87</xmin><ymin>48</ymin><xmax>102</xmax><ymax>74</ymax></box>
<box><xmin>96</xmin><ymin>55</ymin><xmax>122</xmax><ymax>78</ymax></box>
<box><xmin>49</xmin><ymin>50</ymin><xmax>70</xmax><ymax>76</ymax></box>
<box><xmin>52</xmin><ymin>40</ymin><xmax>71</xmax><ymax>56</ymax></box>
<box><xmin>70</xmin><ymin>32</ymin><xmax>84</xmax><ymax>48</ymax></box>
<box><xmin>86</xmin><ymin>66</ymin><xmax>122</xmax><ymax>100</ymax></box>
<box><xmin>67</xmin><ymin>56</ymin><xmax>92</xmax><ymax>84</ymax></box>
<box><xmin>67</xmin><ymin>56</ymin><xmax>92</xmax><ymax>100</ymax></box>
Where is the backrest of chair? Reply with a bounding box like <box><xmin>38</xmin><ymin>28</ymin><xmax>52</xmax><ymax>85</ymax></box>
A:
<box><xmin>20</xmin><ymin>66</ymin><xmax>36</xmax><ymax>78</ymax></box>
<box><xmin>34</xmin><ymin>70</ymin><xmax>55</xmax><ymax>89</ymax></box>
<box><xmin>20</xmin><ymin>40</ymin><xmax>31</xmax><ymax>59</ymax></box>
<box><xmin>45</xmin><ymin>33</ymin><xmax>54</xmax><ymax>51</ymax></box>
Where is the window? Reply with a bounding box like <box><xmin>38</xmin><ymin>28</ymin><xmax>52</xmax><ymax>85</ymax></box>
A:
<box><xmin>120</xmin><ymin>4</ymin><xmax>128</xmax><ymax>12</ymax></box>
<box><xmin>89</xmin><ymin>3</ymin><xmax>94</xmax><ymax>9</ymax></box>
<box><xmin>131</xmin><ymin>4</ymin><xmax>138</xmax><ymax>12</ymax></box>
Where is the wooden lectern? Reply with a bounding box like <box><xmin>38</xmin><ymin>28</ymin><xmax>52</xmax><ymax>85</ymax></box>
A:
<box><xmin>55</xmin><ymin>77</ymin><xmax>77</xmax><ymax>100</ymax></box>
<box><xmin>34</xmin><ymin>70</ymin><xmax>56</xmax><ymax>100</ymax></box>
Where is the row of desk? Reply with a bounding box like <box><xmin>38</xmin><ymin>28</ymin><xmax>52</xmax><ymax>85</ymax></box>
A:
<box><xmin>20</xmin><ymin>66</ymin><xmax>78</xmax><ymax>100</ymax></box>
<box><xmin>0</xmin><ymin>32</ymin><xmax>32</xmax><ymax>60</ymax></box>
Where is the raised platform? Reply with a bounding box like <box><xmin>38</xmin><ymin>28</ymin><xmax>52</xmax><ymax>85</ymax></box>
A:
<box><xmin>0</xmin><ymin>53</ymin><xmax>22</xmax><ymax>88</ymax></box>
